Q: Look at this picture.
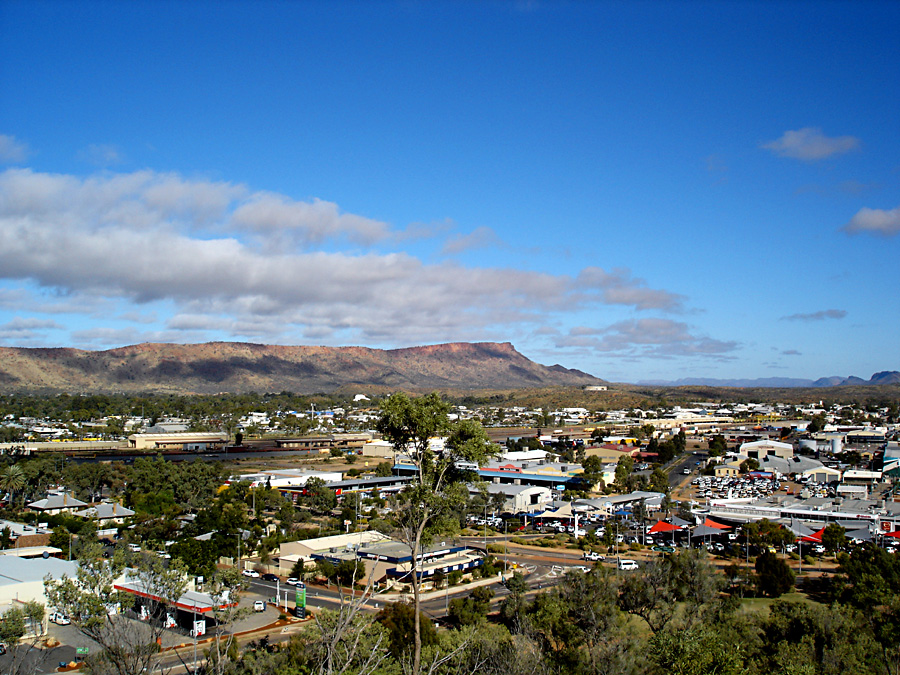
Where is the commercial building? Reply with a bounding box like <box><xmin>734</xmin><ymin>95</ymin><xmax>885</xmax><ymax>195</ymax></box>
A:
<box><xmin>277</xmin><ymin>531</ymin><xmax>484</xmax><ymax>586</ymax></box>
<box><xmin>127</xmin><ymin>432</ymin><xmax>228</xmax><ymax>451</ymax></box>
<box><xmin>0</xmin><ymin>556</ymin><xmax>78</xmax><ymax>634</ymax></box>
<box><xmin>739</xmin><ymin>439</ymin><xmax>794</xmax><ymax>460</ymax></box>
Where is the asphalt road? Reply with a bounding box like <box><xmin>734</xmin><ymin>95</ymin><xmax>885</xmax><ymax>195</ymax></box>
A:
<box><xmin>669</xmin><ymin>451</ymin><xmax>707</xmax><ymax>487</ymax></box>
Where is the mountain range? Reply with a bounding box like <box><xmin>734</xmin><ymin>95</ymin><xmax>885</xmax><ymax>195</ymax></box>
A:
<box><xmin>0</xmin><ymin>341</ymin><xmax>603</xmax><ymax>395</ymax></box>
<box><xmin>638</xmin><ymin>372</ymin><xmax>900</xmax><ymax>388</ymax></box>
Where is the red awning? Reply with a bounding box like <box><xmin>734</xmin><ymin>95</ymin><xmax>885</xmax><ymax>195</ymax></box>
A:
<box><xmin>702</xmin><ymin>518</ymin><xmax>731</xmax><ymax>530</ymax></box>
<box><xmin>884</xmin><ymin>530</ymin><xmax>900</xmax><ymax>539</ymax></box>
<box><xmin>648</xmin><ymin>520</ymin><xmax>680</xmax><ymax>534</ymax></box>
<box><xmin>799</xmin><ymin>526</ymin><xmax>826</xmax><ymax>543</ymax></box>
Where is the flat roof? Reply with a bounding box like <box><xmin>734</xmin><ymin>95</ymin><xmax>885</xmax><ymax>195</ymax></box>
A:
<box><xmin>0</xmin><ymin>556</ymin><xmax>77</xmax><ymax>585</ymax></box>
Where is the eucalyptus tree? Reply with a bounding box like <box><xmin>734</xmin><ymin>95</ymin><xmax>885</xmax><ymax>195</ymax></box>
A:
<box><xmin>44</xmin><ymin>543</ymin><xmax>189</xmax><ymax>675</ymax></box>
<box><xmin>376</xmin><ymin>392</ymin><xmax>495</xmax><ymax>675</ymax></box>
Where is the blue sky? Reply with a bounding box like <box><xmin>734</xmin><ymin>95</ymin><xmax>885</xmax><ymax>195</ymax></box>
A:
<box><xmin>0</xmin><ymin>0</ymin><xmax>898</xmax><ymax>383</ymax></box>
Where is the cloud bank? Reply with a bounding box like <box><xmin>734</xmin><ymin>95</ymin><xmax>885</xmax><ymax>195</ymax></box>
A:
<box><xmin>0</xmin><ymin>168</ymin><xmax>689</xmax><ymax>349</ymax></box>
<box><xmin>556</xmin><ymin>318</ymin><xmax>738</xmax><ymax>359</ymax></box>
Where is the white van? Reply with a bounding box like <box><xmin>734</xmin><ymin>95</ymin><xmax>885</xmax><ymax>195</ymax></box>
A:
<box><xmin>617</xmin><ymin>559</ymin><xmax>639</xmax><ymax>571</ymax></box>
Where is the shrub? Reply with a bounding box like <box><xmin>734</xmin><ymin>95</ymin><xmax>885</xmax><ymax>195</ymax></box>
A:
<box><xmin>755</xmin><ymin>551</ymin><xmax>795</xmax><ymax>598</ymax></box>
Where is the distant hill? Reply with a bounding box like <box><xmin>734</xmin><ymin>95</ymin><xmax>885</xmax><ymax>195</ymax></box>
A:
<box><xmin>0</xmin><ymin>342</ymin><xmax>604</xmax><ymax>395</ymax></box>
<box><xmin>640</xmin><ymin>371</ymin><xmax>900</xmax><ymax>388</ymax></box>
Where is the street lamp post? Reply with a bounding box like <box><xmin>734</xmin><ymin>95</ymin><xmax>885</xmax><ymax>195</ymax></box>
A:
<box><xmin>504</xmin><ymin>520</ymin><xmax>508</xmax><ymax>571</ymax></box>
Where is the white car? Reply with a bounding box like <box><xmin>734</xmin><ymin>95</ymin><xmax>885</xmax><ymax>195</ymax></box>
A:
<box><xmin>617</xmin><ymin>559</ymin><xmax>639</xmax><ymax>571</ymax></box>
<box><xmin>241</xmin><ymin>569</ymin><xmax>260</xmax><ymax>578</ymax></box>
<box><xmin>128</xmin><ymin>543</ymin><xmax>141</xmax><ymax>552</ymax></box>
<box><xmin>49</xmin><ymin>612</ymin><xmax>70</xmax><ymax>625</ymax></box>
<box><xmin>253</xmin><ymin>600</ymin><xmax>266</xmax><ymax>612</ymax></box>
<box><xmin>286</xmin><ymin>577</ymin><xmax>300</xmax><ymax>586</ymax></box>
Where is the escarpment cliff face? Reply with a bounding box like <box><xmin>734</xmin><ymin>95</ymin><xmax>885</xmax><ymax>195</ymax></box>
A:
<box><xmin>0</xmin><ymin>341</ymin><xmax>604</xmax><ymax>394</ymax></box>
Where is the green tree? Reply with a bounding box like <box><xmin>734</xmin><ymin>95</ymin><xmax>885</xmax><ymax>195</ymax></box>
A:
<box><xmin>373</xmin><ymin>461</ymin><xmax>393</xmax><ymax>477</ymax></box>
<box><xmin>756</xmin><ymin>601</ymin><xmax>882</xmax><ymax>675</ymax></box>
<box><xmin>836</xmin><ymin>543</ymin><xmax>900</xmax><ymax>674</ymax></box>
<box><xmin>614</xmin><ymin>455</ymin><xmax>634</xmax><ymax>489</ymax></box>
<box><xmin>657</xmin><ymin>439</ymin><xmax>677</xmax><ymax>464</ymax></box>
<box><xmin>755</xmin><ymin>551</ymin><xmax>795</xmax><ymax>598</ymax></box>
<box><xmin>618</xmin><ymin>555</ymin><xmax>675</xmax><ymax>633</ymax></box>
<box><xmin>334</xmin><ymin>559</ymin><xmax>366</xmax><ymax>587</ymax></box>
<box><xmin>0</xmin><ymin>525</ymin><xmax>13</xmax><ymax>549</ymax></box>
<box><xmin>529</xmin><ymin>566</ymin><xmax>639</xmax><ymax>675</ymax></box>
<box><xmin>375</xmin><ymin>601</ymin><xmax>438</xmax><ymax>660</ymax></box>
<box><xmin>304</xmin><ymin>476</ymin><xmax>337</xmax><ymax>513</ymax></box>
<box><xmin>0</xmin><ymin>601</ymin><xmax>48</xmax><ymax>675</ymax></box>
<box><xmin>582</xmin><ymin>455</ymin><xmax>605</xmax><ymax>488</ymax></box>
<box><xmin>650</xmin><ymin>624</ymin><xmax>744</xmax><ymax>675</ymax></box>
<box><xmin>169</xmin><ymin>538</ymin><xmax>219</xmax><ymax>578</ymax></box>
<box><xmin>44</xmin><ymin>543</ymin><xmax>189</xmax><ymax>675</ymax></box>
<box><xmin>708</xmin><ymin>434</ymin><xmax>728</xmax><ymax>457</ymax></box>
<box><xmin>807</xmin><ymin>414</ymin><xmax>826</xmax><ymax>434</ymax></box>
<box><xmin>649</xmin><ymin>467</ymin><xmax>670</xmax><ymax>495</ymax></box>
<box><xmin>739</xmin><ymin>458</ymin><xmax>760</xmax><ymax>474</ymax></box>
<box><xmin>375</xmin><ymin>392</ymin><xmax>494</xmax><ymax>675</ymax></box>
<box><xmin>821</xmin><ymin>523</ymin><xmax>847</xmax><ymax>554</ymax></box>
<box><xmin>499</xmin><ymin>571</ymin><xmax>530</xmax><ymax>634</ymax></box>
<box><xmin>743</xmin><ymin>518</ymin><xmax>794</xmax><ymax>551</ymax></box>
<box><xmin>0</xmin><ymin>463</ymin><xmax>26</xmax><ymax>505</ymax></box>
<box><xmin>448</xmin><ymin>586</ymin><xmax>494</xmax><ymax>626</ymax></box>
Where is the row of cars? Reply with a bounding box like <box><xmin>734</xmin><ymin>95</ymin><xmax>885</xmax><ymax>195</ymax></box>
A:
<box><xmin>691</xmin><ymin>475</ymin><xmax>783</xmax><ymax>501</ymax></box>
<box><xmin>240</xmin><ymin>569</ymin><xmax>307</xmax><ymax>586</ymax></box>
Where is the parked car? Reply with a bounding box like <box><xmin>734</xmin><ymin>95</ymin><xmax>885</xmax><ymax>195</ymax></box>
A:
<box><xmin>253</xmin><ymin>600</ymin><xmax>266</xmax><ymax>612</ymax></box>
<box><xmin>128</xmin><ymin>543</ymin><xmax>141</xmax><ymax>552</ymax></box>
<box><xmin>241</xmin><ymin>569</ymin><xmax>260</xmax><ymax>578</ymax></box>
<box><xmin>261</xmin><ymin>573</ymin><xmax>279</xmax><ymax>582</ymax></box>
<box><xmin>49</xmin><ymin>612</ymin><xmax>70</xmax><ymax>625</ymax></box>
<box><xmin>155</xmin><ymin>551</ymin><xmax>171</xmax><ymax>559</ymax></box>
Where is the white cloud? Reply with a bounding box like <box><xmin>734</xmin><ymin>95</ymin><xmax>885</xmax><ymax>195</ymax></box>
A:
<box><xmin>575</xmin><ymin>267</ymin><xmax>685</xmax><ymax>311</ymax></box>
<box><xmin>557</xmin><ymin>318</ymin><xmax>738</xmax><ymax>359</ymax></box>
<box><xmin>0</xmin><ymin>135</ymin><xmax>30</xmax><ymax>163</ymax></box>
<box><xmin>842</xmin><ymin>206</ymin><xmax>900</xmax><ymax>236</ymax></box>
<box><xmin>0</xmin><ymin>168</ymin><xmax>695</xmax><ymax>348</ymax></box>
<box><xmin>441</xmin><ymin>226</ymin><xmax>502</xmax><ymax>255</ymax></box>
<box><xmin>0</xmin><ymin>316</ymin><xmax>63</xmax><ymax>343</ymax></box>
<box><xmin>762</xmin><ymin>127</ymin><xmax>860</xmax><ymax>161</ymax></box>
<box><xmin>231</xmin><ymin>193</ymin><xmax>390</xmax><ymax>249</ymax></box>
